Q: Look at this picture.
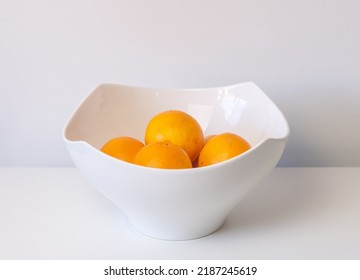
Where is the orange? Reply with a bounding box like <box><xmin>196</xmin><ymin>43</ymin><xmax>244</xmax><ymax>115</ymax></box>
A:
<box><xmin>198</xmin><ymin>132</ymin><xmax>251</xmax><ymax>167</ymax></box>
<box><xmin>100</xmin><ymin>136</ymin><xmax>144</xmax><ymax>163</ymax></box>
<box><xmin>144</xmin><ymin>110</ymin><xmax>204</xmax><ymax>162</ymax></box>
<box><xmin>133</xmin><ymin>142</ymin><xmax>192</xmax><ymax>169</ymax></box>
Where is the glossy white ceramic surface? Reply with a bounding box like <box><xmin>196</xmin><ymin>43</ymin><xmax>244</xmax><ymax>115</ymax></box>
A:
<box><xmin>63</xmin><ymin>82</ymin><xmax>289</xmax><ymax>240</ymax></box>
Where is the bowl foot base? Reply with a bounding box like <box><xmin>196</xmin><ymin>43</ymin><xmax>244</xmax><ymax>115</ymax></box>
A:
<box><xmin>128</xmin><ymin>219</ymin><xmax>226</xmax><ymax>241</ymax></box>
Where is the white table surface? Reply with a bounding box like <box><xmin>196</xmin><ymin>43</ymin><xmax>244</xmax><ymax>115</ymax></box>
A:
<box><xmin>0</xmin><ymin>167</ymin><xmax>359</xmax><ymax>260</ymax></box>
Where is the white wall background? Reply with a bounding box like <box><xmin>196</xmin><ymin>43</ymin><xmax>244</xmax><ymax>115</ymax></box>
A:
<box><xmin>1</xmin><ymin>0</ymin><xmax>359</xmax><ymax>167</ymax></box>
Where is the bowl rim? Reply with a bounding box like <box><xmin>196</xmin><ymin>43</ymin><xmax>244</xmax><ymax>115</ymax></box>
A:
<box><xmin>67</xmin><ymin>137</ymin><xmax>282</xmax><ymax>175</ymax></box>
<box><xmin>63</xmin><ymin>81</ymin><xmax>290</xmax><ymax>174</ymax></box>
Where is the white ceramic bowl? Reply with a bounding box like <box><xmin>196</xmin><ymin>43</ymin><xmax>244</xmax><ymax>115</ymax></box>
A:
<box><xmin>63</xmin><ymin>82</ymin><xmax>289</xmax><ymax>240</ymax></box>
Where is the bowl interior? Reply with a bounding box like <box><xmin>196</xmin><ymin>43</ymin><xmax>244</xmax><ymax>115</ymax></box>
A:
<box><xmin>64</xmin><ymin>82</ymin><xmax>288</xmax><ymax>150</ymax></box>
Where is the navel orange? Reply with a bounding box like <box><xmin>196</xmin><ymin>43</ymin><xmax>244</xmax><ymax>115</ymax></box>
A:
<box><xmin>198</xmin><ymin>132</ymin><xmax>251</xmax><ymax>167</ymax></box>
<box><xmin>144</xmin><ymin>110</ymin><xmax>204</xmax><ymax>162</ymax></box>
<box><xmin>133</xmin><ymin>141</ymin><xmax>192</xmax><ymax>169</ymax></box>
<box><xmin>100</xmin><ymin>136</ymin><xmax>144</xmax><ymax>163</ymax></box>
